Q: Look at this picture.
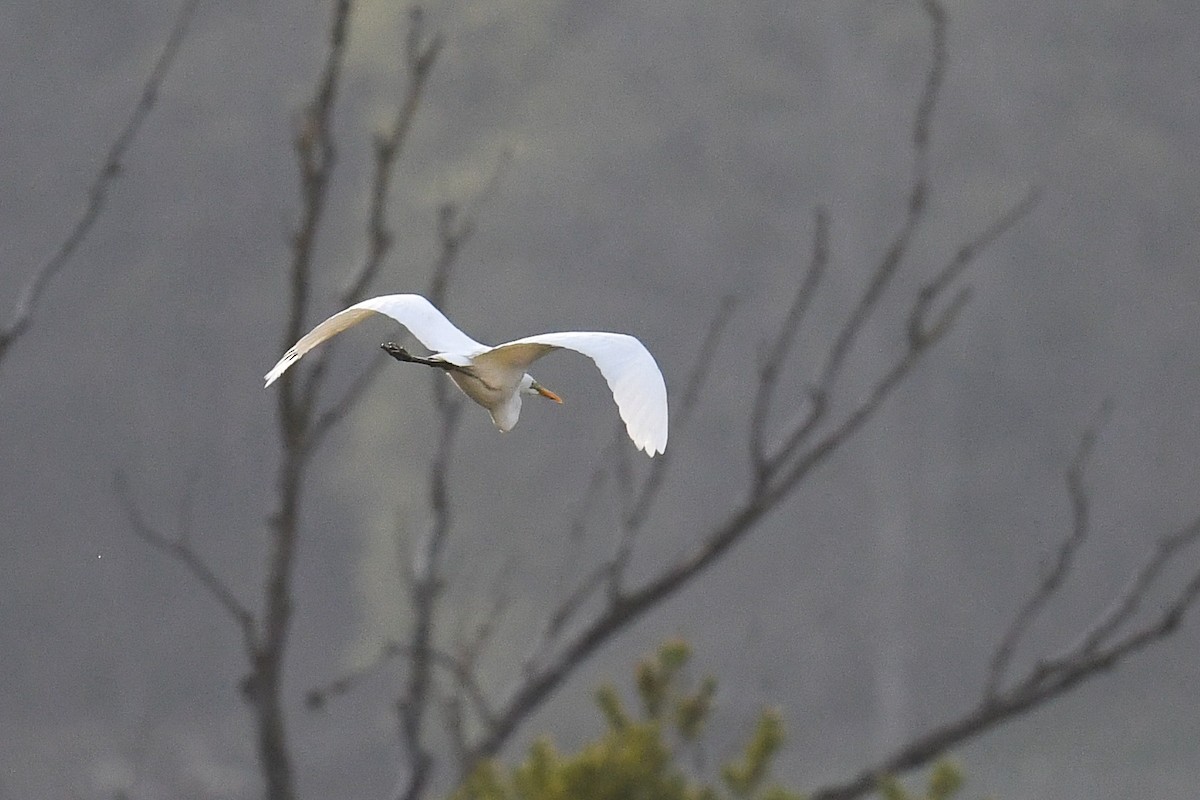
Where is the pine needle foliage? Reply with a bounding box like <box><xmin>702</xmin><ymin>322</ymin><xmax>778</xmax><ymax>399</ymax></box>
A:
<box><xmin>450</xmin><ymin>640</ymin><xmax>978</xmax><ymax>800</ymax></box>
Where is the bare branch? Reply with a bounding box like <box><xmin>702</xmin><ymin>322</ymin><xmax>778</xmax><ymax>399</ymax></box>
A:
<box><xmin>298</xmin><ymin>7</ymin><xmax>452</xmax><ymax>450</ymax></box>
<box><xmin>306</xmin><ymin>640</ymin><xmax>493</xmax><ymax>722</ymax></box>
<box><xmin>0</xmin><ymin>0</ymin><xmax>200</xmax><ymax>364</ymax></box>
<box><xmin>606</xmin><ymin>294</ymin><xmax>740</xmax><ymax>596</ymax></box>
<box><xmin>391</xmin><ymin>201</ymin><xmax>478</xmax><ymax>800</ymax></box>
<box><xmin>765</xmin><ymin>18</ymin><xmax>1035</xmax><ymax>488</ymax></box>
<box><xmin>114</xmin><ymin>471</ymin><xmax>256</xmax><ymax>650</ymax></box>
<box><xmin>460</xmin><ymin>0</ymin><xmax>1038</xmax><ymax>770</ymax></box>
<box><xmin>290</xmin><ymin>9</ymin><xmax>452</xmax><ymax>457</ymax></box>
<box><xmin>751</xmin><ymin>207</ymin><xmax>830</xmax><ymax>478</ymax></box>
<box><xmin>675</xmin><ymin>294</ymin><xmax>741</xmax><ymax>429</ymax></box>
<box><xmin>269</xmin><ymin>0</ymin><xmax>353</xmax><ymax>642</ymax></box>
<box><xmin>306</xmin><ymin>640</ymin><xmax>410</xmax><ymax>711</ymax></box>
<box><xmin>341</xmin><ymin>7</ymin><xmax>444</xmax><ymax>306</ymax></box>
<box><xmin>909</xmin><ymin>187</ymin><xmax>1040</xmax><ymax>346</ymax></box>
<box><xmin>535</xmin><ymin>562</ymin><xmax>612</xmax><ymax>661</ymax></box>
<box><xmin>807</xmin><ymin>537</ymin><xmax>1200</xmax><ymax>800</ymax></box>
<box><xmin>530</xmin><ymin>294</ymin><xmax>741</xmax><ymax>663</ymax></box>
<box><xmin>456</xmin><ymin>576</ymin><xmax>513</xmax><ymax>672</ymax></box>
<box><xmin>565</xmin><ymin>444</ymin><xmax>618</xmax><ymax>543</ymax></box>
<box><xmin>276</xmin><ymin>0</ymin><xmax>354</xmax><ymax>441</ymax></box>
<box><xmin>624</xmin><ymin>294</ymin><xmax>737</xmax><ymax>529</ymax></box>
<box><xmin>441</xmin><ymin>691</ymin><xmax>470</xmax><ymax>768</ymax></box>
<box><xmin>308</xmin><ymin>350</ymin><xmax>390</xmax><ymax>444</ymax></box>
<box><xmin>1067</xmin><ymin>516</ymin><xmax>1200</xmax><ymax>658</ymax></box>
<box><xmin>815</xmin><ymin>0</ymin><xmax>945</xmax><ymax>392</ymax></box>
<box><xmin>395</xmin><ymin>401</ymin><xmax>461</xmax><ymax>800</ymax></box>
<box><xmin>805</xmin><ymin>403</ymin><xmax>1200</xmax><ymax>800</ymax></box>
<box><xmin>543</xmin><ymin>434</ymin><xmax>626</xmax><ymax>649</ymax></box>
<box><xmin>769</xmin><ymin>193</ymin><xmax>1038</xmax><ymax>506</ymax></box>
<box><xmin>601</xmin><ymin>440</ymin><xmax>636</xmax><ymax>604</ymax></box>
<box><xmin>430</xmin><ymin>204</ymin><xmax>474</xmax><ymax>310</ymax></box>
<box><xmin>986</xmin><ymin>400</ymin><xmax>1112</xmax><ymax>697</ymax></box>
<box><xmin>441</xmin><ymin>657</ymin><xmax>498</xmax><ymax>735</ymax></box>
<box><xmin>253</xmin><ymin>5</ymin><xmax>357</xmax><ymax>799</ymax></box>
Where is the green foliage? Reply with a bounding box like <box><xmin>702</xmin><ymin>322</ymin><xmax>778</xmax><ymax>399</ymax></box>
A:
<box><xmin>878</xmin><ymin>760</ymin><xmax>968</xmax><ymax>800</ymax></box>
<box><xmin>451</xmin><ymin>639</ymin><xmax>801</xmax><ymax>800</ymax></box>
<box><xmin>451</xmin><ymin>641</ymin><xmax>982</xmax><ymax>800</ymax></box>
<box><xmin>721</xmin><ymin>710</ymin><xmax>785</xmax><ymax>798</ymax></box>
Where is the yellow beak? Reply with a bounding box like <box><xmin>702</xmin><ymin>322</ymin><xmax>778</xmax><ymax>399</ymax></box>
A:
<box><xmin>532</xmin><ymin>381</ymin><xmax>563</xmax><ymax>403</ymax></box>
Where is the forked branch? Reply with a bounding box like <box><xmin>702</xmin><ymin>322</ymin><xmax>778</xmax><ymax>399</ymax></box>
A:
<box><xmin>114</xmin><ymin>470</ymin><xmax>256</xmax><ymax>652</ymax></box>
<box><xmin>806</xmin><ymin>409</ymin><xmax>1200</xmax><ymax>800</ymax></box>
<box><xmin>459</xmin><ymin>0</ymin><xmax>1036</xmax><ymax>771</ymax></box>
<box><xmin>0</xmin><ymin>0</ymin><xmax>200</xmax><ymax>365</ymax></box>
<box><xmin>986</xmin><ymin>400</ymin><xmax>1112</xmax><ymax>697</ymax></box>
<box><xmin>341</xmin><ymin>7</ymin><xmax>444</xmax><ymax>305</ymax></box>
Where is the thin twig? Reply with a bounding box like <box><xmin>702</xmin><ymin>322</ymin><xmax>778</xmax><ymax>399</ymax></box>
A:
<box><xmin>461</xmin><ymin>0</ymin><xmax>1034</xmax><ymax>769</ymax></box>
<box><xmin>565</xmin><ymin>447</ymin><xmax>617</xmax><ymax>543</ymax></box>
<box><xmin>278</xmin><ymin>0</ymin><xmax>353</xmax><ymax>437</ymax></box>
<box><xmin>808</xmin><ymin>522</ymin><xmax>1200</xmax><ymax>800</ymax></box>
<box><xmin>114</xmin><ymin>471</ymin><xmax>256</xmax><ymax>649</ymax></box>
<box><xmin>392</xmin><ymin>193</ymin><xmax>481</xmax><ymax>800</ymax></box>
<box><xmin>909</xmin><ymin>187</ymin><xmax>1040</xmax><ymax>346</ymax></box>
<box><xmin>1052</xmin><ymin>514</ymin><xmax>1200</xmax><ymax>666</ymax></box>
<box><xmin>536</xmin><ymin>562</ymin><xmax>612</xmax><ymax>659</ymax></box>
<box><xmin>751</xmin><ymin>207</ymin><xmax>830</xmax><ymax>478</ymax></box>
<box><xmin>806</xmin><ymin>399</ymin><xmax>1200</xmax><ymax>800</ymax></box>
<box><xmin>257</xmin><ymin>6</ymin><xmax>356</xmax><ymax>800</ymax></box>
<box><xmin>815</xmin><ymin>0</ymin><xmax>945</xmax><ymax>391</ymax></box>
<box><xmin>459</xmin><ymin>591</ymin><xmax>511</xmax><ymax>670</ymax></box>
<box><xmin>986</xmin><ymin>400</ymin><xmax>1112</xmax><ymax>697</ymax></box>
<box><xmin>548</xmin><ymin>294</ymin><xmax>740</xmax><ymax>611</ymax></box>
<box><xmin>307</xmin><ymin>640</ymin><xmax>493</xmax><ymax>722</ymax></box>
<box><xmin>309</xmin><ymin>350</ymin><xmax>389</xmax><ymax>443</ymax></box>
<box><xmin>624</xmin><ymin>294</ymin><xmax>737</xmax><ymax>532</ymax></box>
<box><xmin>0</xmin><ymin>0</ymin><xmax>200</xmax><ymax>364</ymax></box>
<box><xmin>306</xmin><ymin>640</ymin><xmax>410</xmax><ymax>710</ymax></box>
<box><xmin>441</xmin><ymin>690</ymin><xmax>470</xmax><ymax>768</ymax></box>
<box><xmin>341</xmin><ymin>7</ymin><xmax>444</xmax><ymax>305</ymax></box>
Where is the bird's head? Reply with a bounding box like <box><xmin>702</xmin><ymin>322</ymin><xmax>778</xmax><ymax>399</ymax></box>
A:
<box><xmin>520</xmin><ymin>373</ymin><xmax>563</xmax><ymax>404</ymax></box>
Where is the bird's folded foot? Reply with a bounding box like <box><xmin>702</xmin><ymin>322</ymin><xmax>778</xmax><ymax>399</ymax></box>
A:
<box><xmin>381</xmin><ymin>341</ymin><xmax>415</xmax><ymax>362</ymax></box>
<box><xmin>381</xmin><ymin>342</ymin><xmax>460</xmax><ymax>373</ymax></box>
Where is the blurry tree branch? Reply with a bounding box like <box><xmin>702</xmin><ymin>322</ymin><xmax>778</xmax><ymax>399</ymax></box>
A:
<box><xmin>443</xmin><ymin>0</ymin><xmax>1038</xmax><ymax>774</ymax></box>
<box><xmin>115</xmin><ymin>470</ymin><xmax>256</xmax><ymax>652</ymax></box>
<box><xmin>528</xmin><ymin>294</ymin><xmax>738</xmax><ymax>665</ymax></box>
<box><xmin>248</xmin><ymin>4</ymin><xmax>357</xmax><ymax>798</ymax></box>
<box><xmin>116</xmin><ymin>0</ymin><xmax>1200</xmax><ymax>798</ymax></box>
<box><xmin>306</xmin><ymin>640</ymin><xmax>491</xmax><ymax>721</ymax></box>
<box><xmin>806</xmin><ymin>406</ymin><xmax>1200</xmax><ymax>800</ymax></box>
<box><xmin>292</xmin><ymin>3</ymin><xmax>1123</xmax><ymax>796</ymax></box>
<box><xmin>307</xmin><ymin>9</ymin><xmax>447</xmax><ymax>442</ymax></box>
<box><xmin>985</xmin><ymin>399</ymin><xmax>1114</xmax><ymax>696</ymax></box>
<box><xmin>342</xmin><ymin>7</ymin><xmax>444</xmax><ymax>306</ymax></box>
<box><xmin>390</xmin><ymin>214</ymin><xmax>472</xmax><ymax>800</ymax></box>
<box><xmin>121</xmin><ymin>5</ymin><xmax>456</xmax><ymax>800</ymax></box>
<box><xmin>0</xmin><ymin>0</ymin><xmax>199</xmax><ymax>365</ymax></box>
<box><xmin>311</xmin><ymin>192</ymin><xmax>496</xmax><ymax>800</ymax></box>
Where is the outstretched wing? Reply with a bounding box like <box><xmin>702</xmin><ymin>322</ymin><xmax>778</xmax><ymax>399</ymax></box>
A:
<box><xmin>263</xmin><ymin>294</ymin><xmax>485</xmax><ymax>386</ymax></box>
<box><xmin>485</xmin><ymin>331</ymin><xmax>669</xmax><ymax>456</ymax></box>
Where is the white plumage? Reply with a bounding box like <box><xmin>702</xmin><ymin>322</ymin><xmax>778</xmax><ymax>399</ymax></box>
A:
<box><xmin>264</xmin><ymin>294</ymin><xmax>668</xmax><ymax>456</ymax></box>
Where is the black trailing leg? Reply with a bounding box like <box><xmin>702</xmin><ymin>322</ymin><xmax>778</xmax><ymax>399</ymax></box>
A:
<box><xmin>382</xmin><ymin>342</ymin><xmax>463</xmax><ymax>373</ymax></box>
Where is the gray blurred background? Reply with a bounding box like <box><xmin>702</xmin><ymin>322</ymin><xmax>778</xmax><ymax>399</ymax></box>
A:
<box><xmin>2</xmin><ymin>1</ymin><xmax>1198</xmax><ymax>798</ymax></box>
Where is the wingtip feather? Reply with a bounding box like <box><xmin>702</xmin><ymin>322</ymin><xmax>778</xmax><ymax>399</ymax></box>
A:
<box><xmin>263</xmin><ymin>350</ymin><xmax>300</xmax><ymax>387</ymax></box>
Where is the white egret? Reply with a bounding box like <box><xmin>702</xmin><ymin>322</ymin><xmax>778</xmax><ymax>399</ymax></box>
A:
<box><xmin>263</xmin><ymin>294</ymin><xmax>668</xmax><ymax>455</ymax></box>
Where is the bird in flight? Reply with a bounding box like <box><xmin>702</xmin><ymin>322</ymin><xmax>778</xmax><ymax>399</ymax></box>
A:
<box><xmin>264</xmin><ymin>294</ymin><xmax>668</xmax><ymax>455</ymax></box>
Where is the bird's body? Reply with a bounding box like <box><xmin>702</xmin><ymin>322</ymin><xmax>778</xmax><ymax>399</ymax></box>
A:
<box><xmin>264</xmin><ymin>294</ymin><xmax>668</xmax><ymax>455</ymax></box>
